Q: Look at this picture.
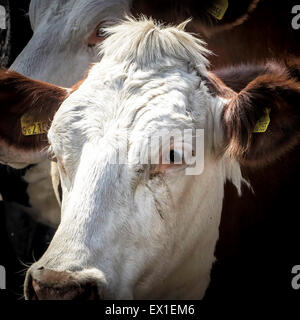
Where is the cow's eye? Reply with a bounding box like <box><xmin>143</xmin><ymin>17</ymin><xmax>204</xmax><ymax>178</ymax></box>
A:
<box><xmin>97</xmin><ymin>27</ymin><xmax>106</xmax><ymax>38</ymax></box>
<box><xmin>87</xmin><ymin>23</ymin><xmax>106</xmax><ymax>46</ymax></box>
<box><xmin>151</xmin><ymin>149</ymin><xmax>186</xmax><ymax>177</ymax></box>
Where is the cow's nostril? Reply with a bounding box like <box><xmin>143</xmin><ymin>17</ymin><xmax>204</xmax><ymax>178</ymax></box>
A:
<box><xmin>26</xmin><ymin>268</ymin><xmax>101</xmax><ymax>300</ymax></box>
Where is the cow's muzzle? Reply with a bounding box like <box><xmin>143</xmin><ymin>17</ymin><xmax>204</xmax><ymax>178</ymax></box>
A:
<box><xmin>25</xmin><ymin>267</ymin><xmax>102</xmax><ymax>300</ymax></box>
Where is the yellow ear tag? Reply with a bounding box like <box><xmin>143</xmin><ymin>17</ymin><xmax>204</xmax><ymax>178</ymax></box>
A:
<box><xmin>21</xmin><ymin>114</ymin><xmax>47</xmax><ymax>136</ymax></box>
<box><xmin>208</xmin><ymin>0</ymin><xmax>229</xmax><ymax>20</ymax></box>
<box><xmin>253</xmin><ymin>108</ymin><xmax>271</xmax><ymax>133</ymax></box>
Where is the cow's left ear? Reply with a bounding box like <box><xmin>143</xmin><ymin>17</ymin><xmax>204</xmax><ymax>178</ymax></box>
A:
<box><xmin>222</xmin><ymin>71</ymin><xmax>300</xmax><ymax>167</ymax></box>
<box><xmin>0</xmin><ymin>69</ymin><xmax>69</xmax><ymax>168</ymax></box>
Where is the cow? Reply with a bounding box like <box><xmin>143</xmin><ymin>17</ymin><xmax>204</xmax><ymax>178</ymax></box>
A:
<box><xmin>1</xmin><ymin>18</ymin><xmax>299</xmax><ymax>299</ymax></box>
<box><xmin>8</xmin><ymin>0</ymin><xmax>259</xmax><ymax>229</ymax></box>
<box><xmin>8</xmin><ymin>0</ymin><xmax>300</xmax><ymax>229</ymax></box>
<box><xmin>3</xmin><ymin>0</ymin><xmax>265</xmax><ymax>299</ymax></box>
<box><xmin>4</xmin><ymin>0</ymin><xmax>300</xmax><ymax>300</ymax></box>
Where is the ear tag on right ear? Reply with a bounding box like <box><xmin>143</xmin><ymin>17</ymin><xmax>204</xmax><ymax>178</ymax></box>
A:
<box><xmin>21</xmin><ymin>114</ymin><xmax>47</xmax><ymax>136</ymax></box>
<box><xmin>208</xmin><ymin>0</ymin><xmax>229</xmax><ymax>20</ymax></box>
<box><xmin>253</xmin><ymin>108</ymin><xmax>271</xmax><ymax>133</ymax></box>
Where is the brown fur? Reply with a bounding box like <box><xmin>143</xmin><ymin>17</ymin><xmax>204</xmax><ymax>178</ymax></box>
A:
<box><xmin>221</xmin><ymin>62</ymin><xmax>300</xmax><ymax>167</ymax></box>
<box><xmin>214</xmin><ymin>62</ymin><xmax>287</xmax><ymax>92</ymax></box>
<box><xmin>203</xmin><ymin>71</ymin><xmax>234</xmax><ymax>99</ymax></box>
<box><xmin>0</xmin><ymin>69</ymin><xmax>68</xmax><ymax>154</ymax></box>
<box><xmin>132</xmin><ymin>0</ymin><xmax>260</xmax><ymax>36</ymax></box>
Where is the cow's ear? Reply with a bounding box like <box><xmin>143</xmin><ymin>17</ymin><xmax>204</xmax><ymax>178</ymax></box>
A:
<box><xmin>0</xmin><ymin>70</ymin><xmax>68</xmax><ymax>168</ymax></box>
<box><xmin>222</xmin><ymin>70</ymin><xmax>300</xmax><ymax>167</ymax></box>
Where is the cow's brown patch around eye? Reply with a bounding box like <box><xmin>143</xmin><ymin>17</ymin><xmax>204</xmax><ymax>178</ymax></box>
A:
<box><xmin>87</xmin><ymin>23</ymin><xmax>106</xmax><ymax>47</ymax></box>
<box><xmin>150</xmin><ymin>149</ymin><xmax>186</xmax><ymax>177</ymax></box>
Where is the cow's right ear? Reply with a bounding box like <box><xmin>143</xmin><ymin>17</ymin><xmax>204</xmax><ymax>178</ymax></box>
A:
<box><xmin>0</xmin><ymin>70</ymin><xmax>69</xmax><ymax>168</ymax></box>
<box><xmin>222</xmin><ymin>69</ymin><xmax>300</xmax><ymax>167</ymax></box>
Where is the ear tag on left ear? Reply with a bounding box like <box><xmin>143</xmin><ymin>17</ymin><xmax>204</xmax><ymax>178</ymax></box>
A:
<box><xmin>253</xmin><ymin>108</ymin><xmax>271</xmax><ymax>133</ymax></box>
<box><xmin>21</xmin><ymin>114</ymin><xmax>47</xmax><ymax>136</ymax></box>
<box><xmin>208</xmin><ymin>0</ymin><xmax>229</xmax><ymax>20</ymax></box>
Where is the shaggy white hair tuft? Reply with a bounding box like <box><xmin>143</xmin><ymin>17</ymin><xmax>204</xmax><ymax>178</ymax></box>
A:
<box><xmin>99</xmin><ymin>16</ymin><xmax>211</xmax><ymax>70</ymax></box>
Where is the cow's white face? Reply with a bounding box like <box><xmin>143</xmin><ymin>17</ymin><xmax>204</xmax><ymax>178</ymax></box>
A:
<box><xmin>11</xmin><ymin>0</ymin><xmax>131</xmax><ymax>86</ymax></box>
<box><xmin>1</xmin><ymin>18</ymin><xmax>292</xmax><ymax>300</ymax></box>
<box><xmin>23</xmin><ymin>19</ymin><xmax>244</xmax><ymax>300</ymax></box>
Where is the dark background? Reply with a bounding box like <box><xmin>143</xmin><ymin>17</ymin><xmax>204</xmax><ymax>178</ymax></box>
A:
<box><xmin>0</xmin><ymin>0</ymin><xmax>55</xmax><ymax>301</ymax></box>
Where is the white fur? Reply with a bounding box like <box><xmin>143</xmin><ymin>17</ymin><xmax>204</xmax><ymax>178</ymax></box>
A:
<box><xmin>11</xmin><ymin>0</ymin><xmax>131</xmax><ymax>86</ymax></box>
<box><xmin>29</xmin><ymin>18</ymin><xmax>244</xmax><ymax>300</ymax></box>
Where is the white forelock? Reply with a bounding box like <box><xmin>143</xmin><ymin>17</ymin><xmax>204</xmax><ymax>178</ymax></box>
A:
<box><xmin>99</xmin><ymin>16</ymin><xmax>211</xmax><ymax>70</ymax></box>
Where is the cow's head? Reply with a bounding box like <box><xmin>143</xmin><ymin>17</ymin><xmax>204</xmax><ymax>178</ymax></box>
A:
<box><xmin>1</xmin><ymin>18</ymin><xmax>299</xmax><ymax>300</ymax></box>
<box><xmin>10</xmin><ymin>0</ymin><xmax>131</xmax><ymax>86</ymax></box>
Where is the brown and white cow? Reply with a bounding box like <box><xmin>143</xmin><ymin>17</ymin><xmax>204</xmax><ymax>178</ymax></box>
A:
<box><xmin>10</xmin><ymin>0</ymin><xmax>298</xmax><ymax>228</ymax></box>
<box><xmin>1</xmin><ymin>18</ymin><xmax>299</xmax><ymax>299</ymax></box>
